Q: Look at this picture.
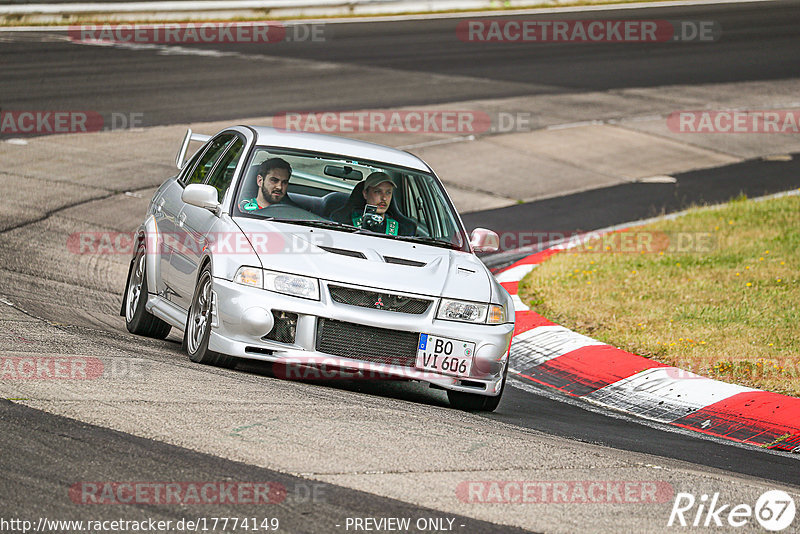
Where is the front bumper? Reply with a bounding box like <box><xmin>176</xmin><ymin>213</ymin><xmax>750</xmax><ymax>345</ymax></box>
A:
<box><xmin>209</xmin><ymin>277</ymin><xmax>514</xmax><ymax>396</ymax></box>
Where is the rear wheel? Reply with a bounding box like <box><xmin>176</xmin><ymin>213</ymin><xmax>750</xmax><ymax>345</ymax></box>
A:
<box><xmin>124</xmin><ymin>244</ymin><xmax>171</xmax><ymax>339</ymax></box>
<box><xmin>184</xmin><ymin>266</ymin><xmax>235</xmax><ymax>368</ymax></box>
<box><xmin>447</xmin><ymin>363</ymin><xmax>507</xmax><ymax>412</ymax></box>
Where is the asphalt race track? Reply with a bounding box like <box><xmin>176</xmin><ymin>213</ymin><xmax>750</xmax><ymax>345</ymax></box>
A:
<box><xmin>1</xmin><ymin>1</ymin><xmax>799</xmax><ymax>127</ymax></box>
<box><xmin>1</xmin><ymin>1</ymin><xmax>800</xmax><ymax>532</ymax></box>
<box><xmin>0</xmin><ymin>399</ymin><xmax>528</xmax><ymax>534</ymax></box>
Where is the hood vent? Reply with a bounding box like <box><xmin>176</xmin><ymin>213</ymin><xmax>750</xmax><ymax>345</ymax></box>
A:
<box><xmin>384</xmin><ymin>256</ymin><xmax>426</xmax><ymax>267</ymax></box>
<box><xmin>319</xmin><ymin>246</ymin><xmax>366</xmax><ymax>259</ymax></box>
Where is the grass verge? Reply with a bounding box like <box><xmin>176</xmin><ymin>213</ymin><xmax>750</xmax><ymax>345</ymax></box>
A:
<box><xmin>518</xmin><ymin>192</ymin><xmax>800</xmax><ymax>397</ymax></box>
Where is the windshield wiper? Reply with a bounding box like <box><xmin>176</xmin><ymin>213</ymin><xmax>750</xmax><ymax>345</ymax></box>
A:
<box><xmin>390</xmin><ymin>235</ymin><xmax>462</xmax><ymax>250</ymax></box>
<box><xmin>270</xmin><ymin>219</ymin><xmax>361</xmax><ymax>232</ymax></box>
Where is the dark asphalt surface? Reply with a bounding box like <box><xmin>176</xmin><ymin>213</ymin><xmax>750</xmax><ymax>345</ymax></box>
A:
<box><xmin>244</xmin><ymin>351</ymin><xmax>800</xmax><ymax>487</ymax></box>
<box><xmin>1</xmin><ymin>1</ymin><xmax>799</xmax><ymax>126</ymax></box>
<box><xmin>0</xmin><ymin>399</ymin><xmax>534</xmax><ymax>534</ymax></box>
<box><xmin>1</xmin><ymin>2</ymin><xmax>800</xmax><ymax>531</ymax></box>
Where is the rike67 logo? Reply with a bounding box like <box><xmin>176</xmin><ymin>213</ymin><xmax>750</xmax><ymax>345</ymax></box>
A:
<box><xmin>668</xmin><ymin>490</ymin><xmax>796</xmax><ymax>531</ymax></box>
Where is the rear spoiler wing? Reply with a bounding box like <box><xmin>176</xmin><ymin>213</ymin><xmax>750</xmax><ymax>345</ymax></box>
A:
<box><xmin>175</xmin><ymin>128</ymin><xmax>211</xmax><ymax>169</ymax></box>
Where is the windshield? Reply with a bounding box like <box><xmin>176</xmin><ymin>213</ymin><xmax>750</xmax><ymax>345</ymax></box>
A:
<box><xmin>232</xmin><ymin>147</ymin><xmax>468</xmax><ymax>251</ymax></box>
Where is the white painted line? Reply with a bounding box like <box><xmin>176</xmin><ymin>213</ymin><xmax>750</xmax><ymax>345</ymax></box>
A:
<box><xmin>637</xmin><ymin>175</ymin><xmax>677</xmax><ymax>184</ymax></box>
<box><xmin>78</xmin><ymin>39</ymin><xmax>239</xmax><ymax>57</ymax></box>
<box><xmin>495</xmin><ymin>263</ymin><xmax>536</xmax><ymax>283</ymax></box>
<box><xmin>545</xmin><ymin>120</ymin><xmax>604</xmax><ymax>131</ymax></box>
<box><xmin>610</xmin><ymin>114</ymin><xmax>665</xmax><ymax>123</ymax></box>
<box><xmin>510</xmin><ymin>293</ymin><xmax>529</xmax><ymax>311</ymax></box>
<box><xmin>584</xmin><ymin>367</ymin><xmax>755</xmax><ymax>423</ymax></box>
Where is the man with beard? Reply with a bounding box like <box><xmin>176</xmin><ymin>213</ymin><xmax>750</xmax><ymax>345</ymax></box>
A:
<box><xmin>238</xmin><ymin>158</ymin><xmax>297</xmax><ymax>211</ymax></box>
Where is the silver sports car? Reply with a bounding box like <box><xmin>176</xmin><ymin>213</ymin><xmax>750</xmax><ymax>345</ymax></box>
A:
<box><xmin>121</xmin><ymin>126</ymin><xmax>515</xmax><ymax>411</ymax></box>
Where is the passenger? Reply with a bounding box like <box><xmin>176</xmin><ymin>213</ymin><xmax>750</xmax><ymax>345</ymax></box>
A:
<box><xmin>238</xmin><ymin>158</ymin><xmax>296</xmax><ymax>211</ymax></box>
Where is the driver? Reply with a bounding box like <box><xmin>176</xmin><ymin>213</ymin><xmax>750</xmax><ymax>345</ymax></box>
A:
<box><xmin>239</xmin><ymin>158</ymin><xmax>297</xmax><ymax>211</ymax></box>
<box><xmin>349</xmin><ymin>172</ymin><xmax>401</xmax><ymax>235</ymax></box>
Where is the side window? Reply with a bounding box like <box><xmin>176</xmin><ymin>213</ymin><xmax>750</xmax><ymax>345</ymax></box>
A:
<box><xmin>404</xmin><ymin>176</ymin><xmax>428</xmax><ymax>226</ymax></box>
<box><xmin>417</xmin><ymin>178</ymin><xmax>448</xmax><ymax>238</ymax></box>
<box><xmin>185</xmin><ymin>134</ymin><xmax>234</xmax><ymax>186</ymax></box>
<box><xmin>424</xmin><ymin>180</ymin><xmax>462</xmax><ymax>245</ymax></box>
<box><xmin>179</xmin><ymin>148</ymin><xmax>204</xmax><ymax>182</ymax></box>
<box><xmin>207</xmin><ymin>137</ymin><xmax>244</xmax><ymax>202</ymax></box>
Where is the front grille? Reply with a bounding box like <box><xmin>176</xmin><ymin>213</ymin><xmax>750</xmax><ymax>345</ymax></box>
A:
<box><xmin>328</xmin><ymin>285</ymin><xmax>431</xmax><ymax>315</ymax></box>
<box><xmin>263</xmin><ymin>311</ymin><xmax>298</xmax><ymax>344</ymax></box>
<box><xmin>316</xmin><ymin>318</ymin><xmax>419</xmax><ymax>367</ymax></box>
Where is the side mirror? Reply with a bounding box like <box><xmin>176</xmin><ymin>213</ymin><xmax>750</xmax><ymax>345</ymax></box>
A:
<box><xmin>182</xmin><ymin>184</ymin><xmax>221</xmax><ymax>215</ymax></box>
<box><xmin>470</xmin><ymin>228</ymin><xmax>500</xmax><ymax>253</ymax></box>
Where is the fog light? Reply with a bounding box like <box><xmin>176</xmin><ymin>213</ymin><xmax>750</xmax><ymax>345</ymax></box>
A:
<box><xmin>474</xmin><ymin>344</ymin><xmax>503</xmax><ymax>375</ymax></box>
<box><xmin>242</xmin><ymin>307</ymin><xmax>274</xmax><ymax>337</ymax></box>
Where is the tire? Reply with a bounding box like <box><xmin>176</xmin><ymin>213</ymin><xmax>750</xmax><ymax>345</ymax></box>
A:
<box><xmin>447</xmin><ymin>362</ymin><xmax>507</xmax><ymax>412</ymax></box>
<box><xmin>124</xmin><ymin>244</ymin><xmax>172</xmax><ymax>339</ymax></box>
<box><xmin>184</xmin><ymin>266</ymin><xmax>235</xmax><ymax>368</ymax></box>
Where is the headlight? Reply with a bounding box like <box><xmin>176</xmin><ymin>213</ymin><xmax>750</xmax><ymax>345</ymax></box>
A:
<box><xmin>437</xmin><ymin>299</ymin><xmax>507</xmax><ymax>324</ymax></box>
<box><xmin>234</xmin><ymin>266</ymin><xmax>262</xmax><ymax>288</ymax></box>
<box><xmin>264</xmin><ymin>270</ymin><xmax>319</xmax><ymax>300</ymax></box>
<box><xmin>437</xmin><ymin>299</ymin><xmax>488</xmax><ymax>323</ymax></box>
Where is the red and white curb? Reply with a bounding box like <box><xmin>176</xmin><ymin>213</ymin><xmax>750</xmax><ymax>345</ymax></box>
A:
<box><xmin>497</xmin><ymin>245</ymin><xmax>800</xmax><ymax>454</ymax></box>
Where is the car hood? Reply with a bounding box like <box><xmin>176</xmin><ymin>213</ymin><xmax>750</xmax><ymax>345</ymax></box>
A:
<box><xmin>234</xmin><ymin>219</ymin><xmax>492</xmax><ymax>302</ymax></box>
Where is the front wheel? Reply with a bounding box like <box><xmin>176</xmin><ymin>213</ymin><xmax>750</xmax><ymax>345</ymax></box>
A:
<box><xmin>447</xmin><ymin>363</ymin><xmax>507</xmax><ymax>412</ymax></box>
<box><xmin>124</xmin><ymin>244</ymin><xmax>171</xmax><ymax>339</ymax></box>
<box><xmin>184</xmin><ymin>267</ymin><xmax>235</xmax><ymax>369</ymax></box>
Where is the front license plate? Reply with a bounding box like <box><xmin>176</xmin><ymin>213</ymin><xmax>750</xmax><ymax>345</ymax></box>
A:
<box><xmin>416</xmin><ymin>334</ymin><xmax>475</xmax><ymax>377</ymax></box>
